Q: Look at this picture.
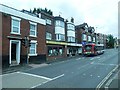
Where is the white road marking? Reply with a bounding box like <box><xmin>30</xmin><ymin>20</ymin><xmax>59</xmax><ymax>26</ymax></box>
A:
<box><xmin>31</xmin><ymin>74</ymin><xmax>64</xmax><ymax>88</ymax></box>
<box><xmin>92</xmin><ymin>63</ymin><xmax>117</xmax><ymax>66</ymax></box>
<box><xmin>17</xmin><ymin>72</ymin><xmax>52</xmax><ymax>80</ymax></box>
<box><xmin>96</xmin><ymin>65</ymin><xmax>118</xmax><ymax>89</ymax></box>
<box><xmin>31</xmin><ymin>80</ymin><xmax>49</xmax><ymax>88</ymax></box>
<box><xmin>52</xmin><ymin>74</ymin><xmax>64</xmax><ymax>80</ymax></box>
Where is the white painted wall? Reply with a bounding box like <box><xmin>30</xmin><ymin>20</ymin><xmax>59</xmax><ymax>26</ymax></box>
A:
<box><xmin>55</xmin><ymin>26</ymin><xmax>65</xmax><ymax>34</ymax></box>
<box><xmin>67</xmin><ymin>31</ymin><xmax>75</xmax><ymax>37</ymax></box>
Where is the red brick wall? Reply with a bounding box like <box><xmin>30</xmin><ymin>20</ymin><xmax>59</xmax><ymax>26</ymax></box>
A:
<box><xmin>37</xmin><ymin>24</ymin><xmax>46</xmax><ymax>54</ymax></box>
<box><xmin>2</xmin><ymin>13</ymin><xmax>46</xmax><ymax>66</ymax></box>
<box><xmin>2</xmin><ymin>13</ymin><xmax>11</xmax><ymax>56</ymax></box>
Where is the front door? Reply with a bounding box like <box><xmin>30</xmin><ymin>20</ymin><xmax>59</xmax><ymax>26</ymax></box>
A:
<box><xmin>9</xmin><ymin>40</ymin><xmax>21</xmax><ymax>66</ymax></box>
<box><xmin>11</xmin><ymin>43</ymin><xmax>17</xmax><ymax>65</ymax></box>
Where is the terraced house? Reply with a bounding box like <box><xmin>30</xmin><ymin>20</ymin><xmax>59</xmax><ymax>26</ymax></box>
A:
<box><xmin>1</xmin><ymin>4</ymin><xmax>46</xmax><ymax>67</ymax></box>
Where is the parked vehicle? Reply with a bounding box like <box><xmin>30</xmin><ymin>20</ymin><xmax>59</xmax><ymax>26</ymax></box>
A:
<box><xmin>83</xmin><ymin>43</ymin><xmax>104</xmax><ymax>56</ymax></box>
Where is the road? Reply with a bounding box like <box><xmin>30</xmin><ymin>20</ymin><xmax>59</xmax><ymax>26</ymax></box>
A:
<box><xmin>2</xmin><ymin>49</ymin><xmax>119</xmax><ymax>89</ymax></box>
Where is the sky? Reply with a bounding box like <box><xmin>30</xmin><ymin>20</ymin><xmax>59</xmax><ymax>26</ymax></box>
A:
<box><xmin>1</xmin><ymin>0</ymin><xmax>119</xmax><ymax>38</ymax></box>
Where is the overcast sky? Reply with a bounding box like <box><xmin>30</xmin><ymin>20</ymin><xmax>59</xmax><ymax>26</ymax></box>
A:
<box><xmin>1</xmin><ymin>0</ymin><xmax>119</xmax><ymax>38</ymax></box>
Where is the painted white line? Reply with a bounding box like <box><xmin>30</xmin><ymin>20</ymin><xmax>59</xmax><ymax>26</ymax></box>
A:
<box><xmin>96</xmin><ymin>65</ymin><xmax>118</xmax><ymax>89</ymax></box>
<box><xmin>17</xmin><ymin>72</ymin><xmax>52</xmax><ymax>81</ymax></box>
<box><xmin>92</xmin><ymin>63</ymin><xmax>117</xmax><ymax>66</ymax></box>
<box><xmin>52</xmin><ymin>74</ymin><xmax>64</xmax><ymax>80</ymax></box>
<box><xmin>31</xmin><ymin>74</ymin><xmax>65</xmax><ymax>88</ymax></box>
<box><xmin>31</xmin><ymin>80</ymin><xmax>49</xmax><ymax>88</ymax></box>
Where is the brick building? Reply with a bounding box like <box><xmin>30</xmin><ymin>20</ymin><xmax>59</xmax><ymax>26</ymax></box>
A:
<box><xmin>1</xmin><ymin>4</ymin><xmax>46</xmax><ymax>67</ymax></box>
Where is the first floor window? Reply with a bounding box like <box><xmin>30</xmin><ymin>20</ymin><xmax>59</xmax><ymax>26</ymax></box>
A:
<box><xmin>68</xmin><ymin>36</ymin><xmax>75</xmax><ymax>42</ymax></box>
<box><xmin>11</xmin><ymin>16</ymin><xmax>21</xmax><ymax>34</ymax></box>
<box><xmin>56</xmin><ymin>34</ymin><xmax>65</xmax><ymax>41</ymax></box>
<box><xmin>30</xmin><ymin>22</ymin><xmax>37</xmax><ymax>37</ymax></box>
<box><xmin>29</xmin><ymin>42</ymin><xmax>37</xmax><ymax>55</ymax></box>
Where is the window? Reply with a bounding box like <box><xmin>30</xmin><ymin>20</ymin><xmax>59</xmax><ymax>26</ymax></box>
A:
<box><xmin>88</xmin><ymin>36</ymin><xmax>91</xmax><ymax>41</ymax></box>
<box><xmin>46</xmin><ymin>32</ymin><xmax>52</xmax><ymax>40</ymax></box>
<box><xmin>46</xmin><ymin>19</ymin><xmax>52</xmax><ymax>25</ymax></box>
<box><xmin>29</xmin><ymin>41</ymin><xmax>37</xmax><ymax>56</ymax></box>
<box><xmin>56</xmin><ymin>34</ymin><xmax>65</xmax><ymax>41</ymax></box>
<box><xmin>11</xmin><ymin>16</ymin><xmax>21</xmax><ymax>34</ymax></box>
<box><xmin>82</xmin><ymin>34</ymin><xmax>87</xmax><ymax>41</ymax></box>
<box><xmin>68</xmin><ymin>36</ymin><xmax>75</xmax><ymax>42</ymax></box>
<box><xmin>30</xmin><ymin>22</ymin><xmax>37</xmax><ymax>37</ymax></box>
<box><xmin>55</xmin><ymin>20</ymin><xmax>64</xmax><ymax>27</ymax></box>
<box><xmin>85</xmin><ymin>45</ymin><xmax>92</xmax><ymax>51</ymax></box>
<box><xmin>47</xmin><ymin>46</ymin><xmax>63</xmax><ymax>56</ymax></box>
<box><xmin>67</xmin><ymin>24</ymin><xmax>75</xmax><ymax>30</ymax></box>
<box><xmin>93</xmin><ymin>37</ymin><xmax>95</xmax><ymax>42</ymax></box>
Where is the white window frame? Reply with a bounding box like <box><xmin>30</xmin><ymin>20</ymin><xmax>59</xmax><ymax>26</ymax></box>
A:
<box><xmin>29</xmin><ymin>40</ymin><xmax>37</xmax><ymax>56</ymax></box>
<box><xmin>29</xmin><ymin>21</ymin><xmax>37</xmax><ymax>37</ymax></box>
<box><xmin>11</xmin><ymin>16</ymin><xmax>21</xmax><ymax>35</ymax></box>
<box><xmin>56</xmin><ymin>34</ymin><xmax>65</xmax><ymax>41</ymax></box>
<box><xmin>67</xmin><ymin>24</ymin><xmax>75</xmax><ymax>30</ymax></box>
<box><xmin>55</xmin><ymin>20</ymin><xmax>64</xmax><ymax>27</ymax></box>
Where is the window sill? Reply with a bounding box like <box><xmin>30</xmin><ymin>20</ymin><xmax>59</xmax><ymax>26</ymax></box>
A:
<box><xmin>29</xmin><ymin>53</ymin><xmax>37</xmax><ymax>56</ymax></box>
<box><xmin>29</xmin><ymin>35</ymin><xmax>37</xmax><ymax>38</ymax></box>
<box><xmin>10</xmin><ymin>32</ymin><xmax>21</xmax><ymax>35</ymax></box>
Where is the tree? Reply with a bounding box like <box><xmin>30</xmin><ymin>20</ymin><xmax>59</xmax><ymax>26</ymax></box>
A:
<box><xmin>107</xmin><ymin>34</ymin><xmax>115</xmax><ymax>48</ymax></box>
<box><xmin>33</xmin><ymin>8</ymin><xmax>37</xmax><ymax>14</ymax></box>
<box><xmin>37</xmin><ymin>8</ymin><xmax>41</xmax><ymax>14</ymax></box>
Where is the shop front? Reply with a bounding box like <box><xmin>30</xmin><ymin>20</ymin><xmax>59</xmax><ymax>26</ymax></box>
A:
<box><xmin>46</xmin><ymin>40</ymin><xmax>67</xmax><ymax>61</ymax></box>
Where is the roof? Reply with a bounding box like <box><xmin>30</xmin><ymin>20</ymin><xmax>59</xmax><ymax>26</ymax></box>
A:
<box><xmin>75</xmin><ymin>23</ymin><xmax>88</xmax><ymax>30</ymax></box>
<box><xmin>0</xmin><ymin>4</ymin><xmax>46</xmax><ymax>25</ymax></box>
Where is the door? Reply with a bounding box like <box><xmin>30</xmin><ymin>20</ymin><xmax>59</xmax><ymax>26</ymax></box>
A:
<box><xmin>9</xmin><ymin>40</ymin><xmax>21</xmax><ymax>66</ymax></box>
<box><xmin>11</xmin><ymin>43</ymin><xmax>17</xmax><ymax>64</ymax></box>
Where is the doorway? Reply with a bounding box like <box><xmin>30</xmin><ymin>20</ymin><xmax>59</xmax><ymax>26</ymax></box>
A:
<box><xmin>9</xmin><ymin>40</ymin><xmax>21</xmax><ymax>66</ymax></box>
